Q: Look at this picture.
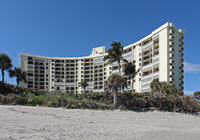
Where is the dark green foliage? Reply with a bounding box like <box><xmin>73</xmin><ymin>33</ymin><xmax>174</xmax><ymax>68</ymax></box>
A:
<box><xmin>0</xmin><ymin>53</ymin><xmax>13</xmax><ymax>82</ymax></box>
<box><xmin>78</xmin><ymin>81</ymin><xmax>88</xmax><ymax>93</ymax></box>
<box><xmin>150</xmin><ymin>79</ymin><xmax>179</xmax><ymax>95</ymax></box>
<box><xmin>0</xmin><ymin>81</ymin><xmax>24</xmax><ymax>95</ymax></box>
<box><xmin>194</xmin><ymin>91</ymin><xmax>200</xmax><ymax>96</ymax></box>
<box><xmin>117</xmin><ymin>92</ymin><xmax>200</xmax><ymax>114</ymax></box>
<box><xmin>44</xmin><ymin>98</ymin><xmax>112</xmax><ymax>110</ymax></box>
<box><xmin>0</xmin><ymin>81</ymin><xmax>46</xmax><ymax>96</ymax></box>
<box><xmin>15</xmin><ymin>97</ymin><xmax>27</xmax><ymax>105</ymax></box>
<box><xmin>9</xmin><ymin>67</ymin><xmax>27</xmax><ymax>86</ymax></box>
<box><xmin>0</xmin><ymin>82</ymin><xmax>199</xmax><ymax>114</ymax></box>
<box><xmin>194</xmin><ymin>91</ymin><xmax>200</xmax><ymax>100</ymax></box>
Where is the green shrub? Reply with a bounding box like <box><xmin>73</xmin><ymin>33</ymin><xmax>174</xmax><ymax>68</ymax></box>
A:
<box><xmin>15</xmin><ymin>97</ymin><xmax>27</xmax><ymax>105</ymax></box>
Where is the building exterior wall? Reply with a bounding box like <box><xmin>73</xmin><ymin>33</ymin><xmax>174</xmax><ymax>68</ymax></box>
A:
<box><xmin>19</xmin><ymin>22</ymin><xmax>184</xmax><ymax>93</ymax></box>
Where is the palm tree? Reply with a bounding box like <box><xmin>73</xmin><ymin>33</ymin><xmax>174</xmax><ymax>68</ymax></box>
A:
<box><xmin>9</xmin><ymin>67</ymin><xmax>27</xmax><ymax>86</ymax></box>
<box><xmin>0</xmin><ymin>53</ymin><xmax>12</xmax><ymax>82</ymax></box>
<box><xmin>124</xmin><ymin>62</ymin><xmax>140</xmax><ymax>92</ymax></box>
<box><xmin>165</xmin><ymin>83</ymin><xmax>177</xmax><ymax>94</ymax></box>
<box><xmin>104</xmin><ymin>41</ymin><xmax>127</xmax><ymax>76</ymax></box>
<box><xmin>105</xmin><ymin>74</ymin><xmax>125</xmax><ymax>108</ymax></box>
<box><xmin>150</xmin><ymin>79</ymin><xmax>177</xmax><ymax>95</ymax></box>
<box><xmin>194</xmin><ymin>91</ymin><xmax>200</xmax><ymax>100</ymax></box>
<box><xmin>78</xmin><ymin>80</ymin><xmax>88</xmax><ymax>93</ymax></box>
<box><xmin>150</xmin><ymin>79</ymin><xmax>161</xmax><ymax>94</ymax></box>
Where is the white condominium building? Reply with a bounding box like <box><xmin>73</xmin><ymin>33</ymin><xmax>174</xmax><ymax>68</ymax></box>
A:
<box><xmin>19</xmin><ymin>22</ymin><xmax>184</xmax><ymax>93</ymax></box>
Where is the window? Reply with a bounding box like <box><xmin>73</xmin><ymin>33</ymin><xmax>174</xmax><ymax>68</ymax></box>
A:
<box><xmin>28</xmin><ymin>73</ymin><xmax>33</xmax><ymax>76</ymax></box>
<box><xmin>28</xmin><ymin>57</ymin><xmax>32</xmax><ymax>60</ymax></box>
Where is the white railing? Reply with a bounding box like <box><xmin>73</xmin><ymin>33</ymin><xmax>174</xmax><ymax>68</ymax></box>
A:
<box><xmin>122</xmin><ymin>51</ymin><xmax>132</xmax><ymax>57</ymax></box>
<box><xmin>141</xmin><ymin>74</ymin><xmax>152</xmax><ymax>81</ymax></box>
<box><xmin>141</xmin><ymin>88</ymin><xmax>151</xmax><ymax>92</ymax></box>
<box><xmin>142</xmin><ymin>42</ymin><xmax>153</xmax><ymax>51</ymax></box>
<box><xmin>141</xmin><ymin>77</ymin><xmax>152</xmax><ymax>83</ymax></box>
<box><xmin>153</xmin><ymin>61</ymin><xmax>159</xmax><ymax>67</ymax></box>
<box><xmin>142</xmin><ymin>64</ymin><xmax>152</xmax><ymax>70</ymax></box>
<box><xmin>153</xmin><ymin>55</ymin><xmax>159</xmax><ymax>61</ymax></box>
<box><xmin>93</xmin><ymin>89</ymin><xmax>104</xmax><ymax>92</ymax></box>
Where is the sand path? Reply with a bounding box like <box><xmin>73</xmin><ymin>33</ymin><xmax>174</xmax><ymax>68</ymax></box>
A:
<box><xmin>0</xmin><ymin>105</ymin><xmax>200</xmax><ymax>140</ymax></box>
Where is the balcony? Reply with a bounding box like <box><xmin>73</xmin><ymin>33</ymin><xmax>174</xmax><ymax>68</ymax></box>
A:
<box><xmin>153</xmin><ymin>45</ymin><xmax>159</xmax><ymax>51</ymax></box>
<box><xmin>143</xmin><ymin>71</ymin><xmax>152</xmax><ymax>77</ymax></box>
<box><xmin>122</xmin><ymin>51</ymin><xmax>132</xmax><ymax>58</ymax></box>
<box><xmin>153</xmin><ymin>41</ymin><xmax>159</xmax><ymax>47</ymax></box>
<box><xmin>143</xmin><ymin>57</ymin><xmax>152</xmax><ymax>63</ymax></box>
<box><xmin>142</xmin><ymin>50</ymin><xmax>152</xmax><ymax>57</ymax></box>
<box><xmin>142</xmin><ymin>42</ymin><xmax>153</xmax><ymax>51</ymax></box>
<box><xmin>143</xmin><ymin>55</ymin><xmax>152</xmax><ymax>61</ymax></box>
<box><xmin>153</xmin><ymin>51</ymin><xmax>159</xmax><ymax>57</ymax></box>
<box><xmin>34</xmin><ymin>62</ymin><xmax>44</xmax><ymax>66</ymax></box>
<box><xmin>142</xmin><ymin>62</ymin><xmax>152</xmax><ymax>69</ymax></box>
<box><xmin>153</xmin><ymin>72</ymin><xmax>159</xmax><ymax>79</ymax></box>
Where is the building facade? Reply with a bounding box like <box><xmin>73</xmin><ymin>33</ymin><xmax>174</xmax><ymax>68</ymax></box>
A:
<box><xmin>19</xmin><ymin>22</ymin><xmax>184</xmax><ymax>93</ymax></box>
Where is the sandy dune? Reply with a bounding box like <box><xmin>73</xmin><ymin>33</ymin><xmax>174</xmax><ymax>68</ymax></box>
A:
<box><xmin>0</xmin><ymin>105</ymin><xmax>200</xmax><ymax>140</ymax></box>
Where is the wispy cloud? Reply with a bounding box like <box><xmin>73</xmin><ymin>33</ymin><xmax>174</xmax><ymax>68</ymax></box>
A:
<box><xmin>184</xmin><ymin>62</ymin><xmax>200</xmax><ymax>72</ymax></box>
<box><xmin>184</xmin><ymin>90</ymin><xmax>194</xmax><ymax>96</ymax></box>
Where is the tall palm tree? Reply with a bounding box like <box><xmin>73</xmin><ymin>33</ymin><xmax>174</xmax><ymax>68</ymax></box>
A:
<box><xmin>9</xmin><ymin>67</ymin><xmax>27</xmax><ymax>86</ymax></box>
<box><xmin>124</xmin><ymin>62</ymin><xmax>140</xmax><ymax>92</ymax></box>
<box><xmin>105</xmin><ymin>74</ymin><xmax>125</xmax><ymax>108</ymax></box>
<box><xmin>0</xmin><ymin>53</ymin><xmax>12</xmax><ymax>82</ymax></box>
<box><xmin>104</xmin><ymin>41</ymin><xmax>128</xmax><ymax>76</ymax></box>
<box><xmin>78</xmin><ymin>80</ymin><xmax>88</xmax><ymax>93</ymax></box>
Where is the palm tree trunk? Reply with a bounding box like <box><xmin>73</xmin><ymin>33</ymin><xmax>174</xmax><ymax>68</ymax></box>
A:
<box><xmin>113</xmin><ymin>87</ymin><xmax>118</xmax><ymax>109</ymax></box>
<box><xmin>118</xmin><ymin>61</ymin><xmax>121</xmax><ymax>75</ymax></box>
<box><xmin>1</xmin><ymin>70</ymin><xmax>4</xmax><ymax>82</ymax></box>
<box><xmin>118</xmin><ymin>61</ymin><xmax>123</xmax><ymax>92</ymax></box>
<box><xmin>131</xmin><ymin>77</ymin><xmax>133</xmax><ymax>92</ymax></box>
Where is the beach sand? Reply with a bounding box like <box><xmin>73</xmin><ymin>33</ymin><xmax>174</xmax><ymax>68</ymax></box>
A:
<box><xmin>0</xmin><ymin>105</ymin><xmax>200</xmax><ymax>140</ymax></box>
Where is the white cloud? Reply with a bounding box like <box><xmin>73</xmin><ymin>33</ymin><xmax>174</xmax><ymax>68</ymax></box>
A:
<box><xmin>184</xmin><ymin>90</ymin><xmax>194</xmax><ymax>96</ymax></box>
<box><xmin>184</xmin><ymin>62</ymin><xmax>200</xmax><ymax>72</ymax></box>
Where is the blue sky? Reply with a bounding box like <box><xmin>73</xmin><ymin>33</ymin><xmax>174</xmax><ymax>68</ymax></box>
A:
<box><xmin>0</xmin><ymin>0</ymin><xmax>199</xmax><ymax>95</ymax></box>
